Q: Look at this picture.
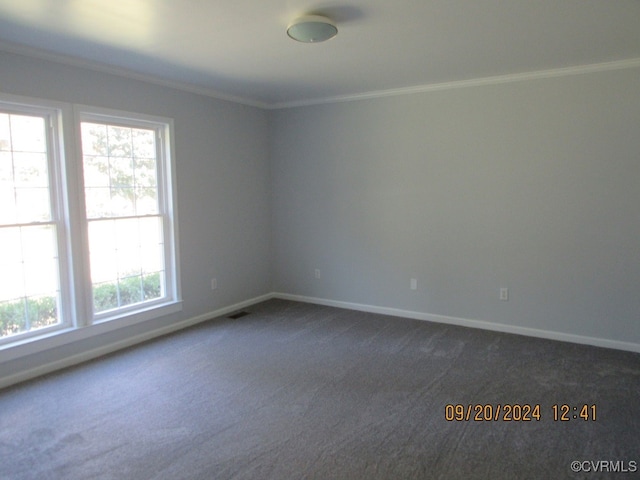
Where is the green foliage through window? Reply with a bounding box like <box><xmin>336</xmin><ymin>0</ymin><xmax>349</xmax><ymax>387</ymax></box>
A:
<box><xmin>93</xmin><ymin>272</ymin><xmax>162</xmax><ymax>313</ymax></box>
<box><xmin>0</xmin><ymin>296</ymin><xmax>57</xmax><ymax>338</ymax></box>
<box><xmin>1</xmin><ymin>273</ymin><xmax>162</xmax><ymax>338</ymax></box>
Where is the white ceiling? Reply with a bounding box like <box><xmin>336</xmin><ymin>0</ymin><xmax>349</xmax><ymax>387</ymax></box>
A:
<box><xmin>0</xmin><ymin>0</ymin><xmax>639</xmax><ymax>108</ymax></box>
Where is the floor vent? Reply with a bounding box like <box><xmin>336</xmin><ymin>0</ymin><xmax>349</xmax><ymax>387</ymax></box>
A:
<box><xmin>228</xmin><ymin>311</ymin><xmax>250</xmax><ymax>320</ymax></box>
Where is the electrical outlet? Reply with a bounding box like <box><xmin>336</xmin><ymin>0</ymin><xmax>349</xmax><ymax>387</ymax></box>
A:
<box><xmin>211</xmin><ymin>278</ymin><xmax>217</xmax><ymax>290</ymax></box>
<box><xmin>410</xmin><ymin>278</ymin><xmax>417</xmax><ymax>290</ymax></box>
<box><xmin>315</xmin><ymin>269</ymin><xmax>321</xmax><ymax>279</ymax></box>
<box><xmin>500</xmin><ymin>288</ymin><xmax>509</xmax><ymax>301</ymax></box>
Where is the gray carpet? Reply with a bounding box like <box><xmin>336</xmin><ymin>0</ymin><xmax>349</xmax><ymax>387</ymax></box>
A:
<box><xmin>1</xmin><ymin>299</ymin><xmax>639</xmax><ymax>479</ymax></box>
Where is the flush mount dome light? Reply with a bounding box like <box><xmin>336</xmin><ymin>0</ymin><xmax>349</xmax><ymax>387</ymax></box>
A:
<box><xmin>287</xmin><ymin>15</ymin><xmax>338</xmax><ymax>43</ymax></box>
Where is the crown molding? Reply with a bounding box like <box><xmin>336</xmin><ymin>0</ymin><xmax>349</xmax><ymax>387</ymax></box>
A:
<box><xmin>269</xmin><ymin>57</ymin><xmax>640</xmax><ymax>109</ymax></box>
<box><xmin>0</xmin><ymin>40</ymin><xmax>270</xmax><ymax>109</ymax></box>
<box><xmin>1</xmin><ymin>40</ymin><xmax>638</xmax><ymax>111</ymax></box>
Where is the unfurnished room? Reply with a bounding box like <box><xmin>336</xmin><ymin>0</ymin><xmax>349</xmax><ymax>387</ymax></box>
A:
<box><xmin>0</xmin><ymin>1</ymin><xmax>639</xmax><ymax>479</ymax></box>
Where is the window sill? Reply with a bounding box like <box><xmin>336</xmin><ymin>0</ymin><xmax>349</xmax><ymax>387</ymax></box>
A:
<box><xmin>0</xmin><ymin>300</ymin><xmax>182</xmax><ymax>363</ymax></box>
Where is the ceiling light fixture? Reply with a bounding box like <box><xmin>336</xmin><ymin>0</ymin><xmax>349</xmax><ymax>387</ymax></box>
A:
<box><xmin>287</xmin><ymin>15</ymin><xmax>338</xmax><ymax>43</ymax></box>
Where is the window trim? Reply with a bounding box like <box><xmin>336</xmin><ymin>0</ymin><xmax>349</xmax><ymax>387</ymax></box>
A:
<box><xmin>74</xmin><ymin>106</ymin><xmax>182</xmax><ymax>326</ymax></box>
<box><xmin>0</xmin><ymin>94</ymin><xmax>181</xmax><ymax>358</ymax></box>
<box><xmin>0</xmin><ymin>97</ymin><xmax>72</xmax><ymax>345</ymax></box>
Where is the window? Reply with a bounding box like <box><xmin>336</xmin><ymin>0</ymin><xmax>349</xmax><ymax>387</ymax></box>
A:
<box><xmin>0</xmin><ymin>97</ymin><xmax>180</xmax><ymax>348</ymax></box>
<box><xmin>0</xmin><ymin>107</ymin><xmax>66</xmax><ymax>341</ymax></box>
<box><xmin>79</xmin><ymin>112</ymin><xmax>177</xmax><ymax>321</ymax></box>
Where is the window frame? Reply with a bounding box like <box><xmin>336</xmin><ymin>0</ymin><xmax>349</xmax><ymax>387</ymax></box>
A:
<box><xmin>0</xmin><ymin>94</ymin><xmax>181</xmax><ymax>357</ymax></box>
<box><xmin>75</xmin><ymin>106</ymin><xmax>182</xmax><ymax>327</ymax></box>
<box><xmin>0</xmin><ymin>99</ymin><xmax>73</xmax><ymax>345</ymax></box>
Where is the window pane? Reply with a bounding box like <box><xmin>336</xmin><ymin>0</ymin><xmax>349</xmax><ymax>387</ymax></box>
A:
<box><xmin>0</xmin><ymin>299</ymin><xmax>28</xmax><ymax>337</ymax></box>
<box><xmin>107</xmin><ymin>125</ymin><xmax>132</xmax><ymax>157</ymax></box>
<box><xmin>134</xmin><ymin>152</ymin><xmax>158</xmax><ymax>215</ymax></box>
<box><xmin>115</xmin><ymin>217</ymin><xmax>139</xmax><ymax>250</ymax></box>
<box><xmin>0</xmin><ymin>262</ymin><xmax>25</xmax><ymax>301</ymax></box>
<box><xmin>88</xmin><ymin>216</ymin><xmax>164</xmax><ymax>313</ymax></box>
<box><xmin>81</xmin><ymin>123</ymin><xmax>108</xmax><ymax>156</ymax></box>
<box><xmin>90</xmin><ymin>251</ymin><xmax>118</xmax><ymax>283</ymax></box>
<box><xmin>10</xmin><ymin>115</ymin><xmax>46</xmax><ymax>153</ymax></box>
<box><xmin>92</xmin><ymin>281</ymin><xmax>119</xmax><ymax>312</ymax></box>
<box><xmin>82</xmin><ymin>123</ymin><xmax>160</xmax><ymax>218</ymax></box>
<box><xmin>0</xmin><ymin>151</ymin><xmax>13</xmax><ymax>181</ymax></box>
<box><xmin>21</xmin><ymin>226</ymin><xmax>58</xmax><ymax>301</ymax></box>
<box><xmin>134</xmin><ymin>157</ymin><xmax>157</xmax><ymax>186</ymax></box>
<box><xmin>16</xmin><ymin>187</ymin><xmax>51</xmax><ymax>222</ymax></box>
<box><xmin>0</xmin><ymin>151</ymin><xmax>16</xmax><ymax>225</ymax></box>
<box><xmin>143</xmin><ymin>272</ymin><xmax>162</xmax><ymax>300</ymax></box>
<box><xmin>13</xmin><ymin>152</ymin><xmax>48</xmax><ymax>187</ymax></box>
<box><xmin>139</xmin><ymin>218</ymin><xmax>164</xmax><ymax>274</ymax></box>
<box><xmin>3</xmin><ymin>296</ymin><xmax>59</xmax><ymax>338</ymax></box>
<box><xmin>110</xmin><ymin>187</ymin><xmax>136</xmax><ymax>216</ymax></box>
<box><xmin>0</xmin><ymin>227</ymin><xmax>21</xmax><ymax>266</ymax></box>
<box><xmin>88</xmin><ymin>218</ymin><xmax>116</xmax><ymax>247</ymax></box>
<box><xmin>141</xmin><ymin>246</ymin><xmax>164</xmax><ymax>274</ymax></box>
<box><xmin>21</xmin><ymin>224</ymin><xmax>57</xmax><ymax>262</ymax></box>
<box><xmin>0</xmin><ymin>183</ymin><xmax>16</xmax><ymax>225</ymax></box>
<box><xmin>88</xmin><ymin>219</ymin><xmax>118</xmax><ymax>285</ymax></box>
<box><xmin>0</xmin><ymin>115</ymin><xmax>52</xmax><ymax>224</ymax></box>
<box><xmin>117</xmin><ymin>245</ymin><xmax>142</xmax><ymax>277</ymax></box>
<box><xmin>83</xmin><ymin>155</ymin><xmax>110</xmax><ymax>187</ymax></box>
<box><xmin>26</xmin><ymin>295</ymin><xmax>58</xmax><ymax>331</ymax></box>
<box><xmin>132</xmin><ymin>128</ymin><xmax>155</xmax><ymax>159</ymax></box>
<box><xmin>138</xmin><ymin>216</ymin><xmax>162</xmax><ymax>244</ymax></box>
<box><xmin>118</xmin><ymin>275</ymin><xmax>143</xmax><ymax>306</ymax></box>
<box><xmin>24</xmin><ymin>259</ymin><xmax>58</xmax><ymax>297</ymax></box>
<box><xmin>84</xmin><ymin>187</ymin><xmax>112</xmax><ymax>218</ymax></box>
<box><xmin>0</xmin><ymin>226</ymin><xmax>60</xmax><ymax>339</ymax></box>
<box><xmin>110</xmin><ymin>156</ymin><xmax>134</xmax><ymax>188</ymax></box>
<box><xmin>135</xmin><ymin>187</ymin><xmax>158</xmax><ymax>215</ymax></box>
<box><xmin>0</xmin><ymin>114</ymin><xmax>11</xmax><ymax>151</ymax></box>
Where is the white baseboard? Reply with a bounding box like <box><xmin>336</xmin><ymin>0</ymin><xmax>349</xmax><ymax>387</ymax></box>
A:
<box><xmin>3</xmin><ymin>291</ymin><xmax>638</xmax><ymax>390</ymax></box>
<box><xmin>0</xmin><ymin>293</ymin><xmax>274</xmax><ymax>390</ymax></box>
<box><xmin>273</xmin><ymin>292</ymin><xmax>640</xmax><ymax>354</ymax></box>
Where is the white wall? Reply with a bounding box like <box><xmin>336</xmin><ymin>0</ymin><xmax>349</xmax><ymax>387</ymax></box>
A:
<box><xmin>0</xmin><ymin>51</ymin><xmax>272</xmax><ymax>380</ymax></box>
<box><xmin>270</xmin><ymin>66</ymin><xmax>640</xmax><ymax>347</ymax></box>
<box><xmin>1</xmin><ymin>50</ymin><xmax>639</xmax><ymax>386</ymax></box>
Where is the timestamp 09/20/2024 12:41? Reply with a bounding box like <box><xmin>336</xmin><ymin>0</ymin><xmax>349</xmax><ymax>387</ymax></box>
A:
<box><xmin>444</xmin><ymin>404</ymin><xmax>597</xmax><ymax>422</ymax></box>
